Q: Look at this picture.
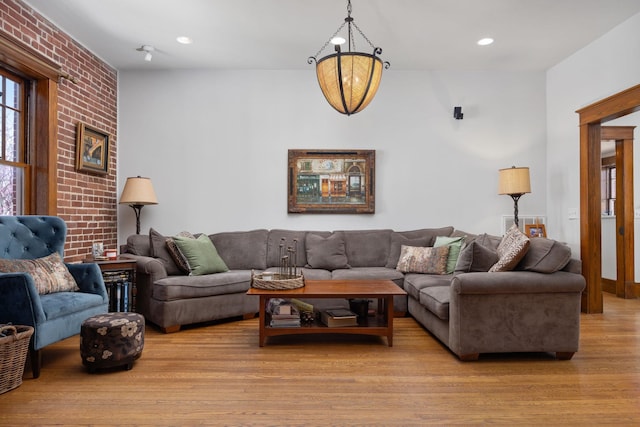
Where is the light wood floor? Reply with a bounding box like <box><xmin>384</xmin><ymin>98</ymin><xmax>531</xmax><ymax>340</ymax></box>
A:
<box><xmin>2</xmin><ymin>292</ymin><xmax>639</xmax><ymax>426</ymax></box>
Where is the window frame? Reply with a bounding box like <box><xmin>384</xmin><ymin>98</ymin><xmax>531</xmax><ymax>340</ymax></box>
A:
<box><xmin>0</xmin><ymin>31</ymin><xmax>60</xmax><ymax>215</ymax></box>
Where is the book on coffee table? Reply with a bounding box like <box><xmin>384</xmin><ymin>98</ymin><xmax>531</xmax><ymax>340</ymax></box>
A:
<box><xmin>321</xmin><ymin>309</ymin><xmax>358</xmax><ymax>327</ymax></box>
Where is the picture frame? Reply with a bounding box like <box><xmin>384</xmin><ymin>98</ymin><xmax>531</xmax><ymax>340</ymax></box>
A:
<box><xmin>76</xmin><ymin>122</ymin><xmax>109</xmax><ymax>175</ymax></box>
<box><xmin>525</xmin><ymin>224</ymin><xmax>547</xmax><ymax>238</ymax></box>
<box><xmin>288</xmin><ymin>149</ymin><xmax>375</xmax><ymax>214</ymax></box>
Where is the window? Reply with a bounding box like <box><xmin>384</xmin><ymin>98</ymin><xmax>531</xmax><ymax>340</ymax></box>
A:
<box><xmin>0</xmin><ymin>68</ymin><xmax>28</xmax><ymax>215</ymax></box>
<box><xmin>601</xmin><ymin>159</ymin><xmax>616</xmax><ymax>216</ymax></box>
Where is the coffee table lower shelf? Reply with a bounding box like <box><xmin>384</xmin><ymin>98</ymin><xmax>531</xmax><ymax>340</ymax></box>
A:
<box><xmin>247</xmin><ymin>279</ymin><xmax>407</xmax><ymax>347</ymax></box>
<box><xmin>264</xmin><ymin>316</ymin><xmax>392</xmax><ymax>344</ymax></box>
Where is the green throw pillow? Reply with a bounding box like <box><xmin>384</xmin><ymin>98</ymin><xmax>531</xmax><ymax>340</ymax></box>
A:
<box><xmin>434</xmin><ymin>235</ymin><xmax>465</xmax><ymax>274</ymax></box>
<box><xmin>173</xmin><ymin>234</ymin><xmax>229</xmax><ymax>276</ymax></box>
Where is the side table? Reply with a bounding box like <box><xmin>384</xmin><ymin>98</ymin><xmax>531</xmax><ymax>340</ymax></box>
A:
<box><xmin>83</xmin><ymin>257</ymin><xmax>137</xmax><ymax>312</ymax></box>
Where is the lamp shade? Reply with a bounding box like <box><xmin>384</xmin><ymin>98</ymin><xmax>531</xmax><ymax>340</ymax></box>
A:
<box><xmin>119</xmin><ymin>176</ymin><xmax>158</xmax><ymax>205</ymax></box>
<box><xmin>316</xmin><ymin>52</ymin><xmax>384</xmax><ymax>115</ymax></box>
<box><xmin>498</xmin><ymin>167</ymin><xmax>531</xmax><ymax>195</ymax></box>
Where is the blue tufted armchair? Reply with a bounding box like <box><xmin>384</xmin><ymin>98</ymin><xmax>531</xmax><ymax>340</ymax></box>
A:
<box><xmin>0</xmin><ymin>216</ymin><xmax>108</xmax><ymax>378</ymax></box>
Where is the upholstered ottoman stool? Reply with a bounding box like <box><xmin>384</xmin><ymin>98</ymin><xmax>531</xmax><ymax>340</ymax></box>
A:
<box><xmin>80</xmin><ymin>312</ymin><xmax>144</xmax><ymax>373</ymax></box>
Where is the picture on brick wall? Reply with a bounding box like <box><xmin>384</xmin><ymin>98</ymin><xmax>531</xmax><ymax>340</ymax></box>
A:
<box><xmin>288</xmin><ymin>149</ymin><xmax>375</xmax><ymax>214</ymax></box>
<box><xmin>76</xmin><ymin>122</ymin><xmax>109</xmax><ymax>175</ymax></box>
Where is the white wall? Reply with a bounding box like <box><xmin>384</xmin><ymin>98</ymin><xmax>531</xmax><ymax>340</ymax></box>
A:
<box><xmin>546</xmin><ymin>12</ymin><xmax>640</xmax><ymax>255</ymax></box>
<box><xmin>117</xmin><ymin>69</ymin><xmax>546</xmax><ymax>242</ymax></box>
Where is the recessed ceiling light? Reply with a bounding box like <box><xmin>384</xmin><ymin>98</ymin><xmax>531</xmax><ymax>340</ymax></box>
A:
<box><xmin>176</xmin><ymin>36</ymin><xmax>193</xmax><ymax>45</ymax></box>
<box><xmin>477</xmin><ymin>38</ymin><xmax>494</xmax><ymax>46</ymax></box>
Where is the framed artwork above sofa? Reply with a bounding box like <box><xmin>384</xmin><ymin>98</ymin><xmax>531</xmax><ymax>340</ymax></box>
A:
<box><xmin>288</xmin><ymin>149</ymin><xmax>375</xmax><ymax>214</ymax></box>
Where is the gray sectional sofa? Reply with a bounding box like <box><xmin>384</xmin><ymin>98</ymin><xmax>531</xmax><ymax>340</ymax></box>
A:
<box><xmin>121</xmin><ymin>226</ymin><xmax>585</xmax><ymax>360</ymax></box>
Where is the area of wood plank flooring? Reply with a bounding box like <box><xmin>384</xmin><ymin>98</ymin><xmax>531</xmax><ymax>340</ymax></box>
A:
<box><xmin>1</xmin><ymin>292</ymin><xmax>639</xmax><ymax>426</ymax></box>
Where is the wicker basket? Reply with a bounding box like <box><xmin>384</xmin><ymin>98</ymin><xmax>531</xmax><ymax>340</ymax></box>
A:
<box><xmin>0</xmin><ymin>324</ymin><xmax>34</xmax><ymax>394</ymax></box>
<box><xmin>251</xmin><ymin>271</ymin><xmax>305</xmax><ymax>290</ymax></box>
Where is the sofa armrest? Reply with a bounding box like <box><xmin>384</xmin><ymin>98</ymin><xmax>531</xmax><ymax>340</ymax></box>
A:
<box><xmin>119</xmin><ymin>254</ymin><xmax>167</xmax><ymax>318</ymax></box>
<box><xmin>120</xmin><ymin>254</ymin><xmax>168</xmax><ymax>281</ymax></box>
<box><xmin>66</xmin><ymin>263</ymin><xmax>109</xmax><ymax>302</ymax></box>
<box><xmin>0</xmin><ymin>272</ymin><xmax>45</xmax><ymax>327</ymax></box>
<box><xmin>451</xmin><ymin>271</ymin><xmax>586</xmax><ymax>295</ymax></box>
<box><xmin>448</xmin><ymin>271</ymin><xmax>585</xmax><ymax>359</ymax></box>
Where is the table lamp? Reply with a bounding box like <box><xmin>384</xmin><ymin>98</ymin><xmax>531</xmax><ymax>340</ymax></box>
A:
<box><xmin>119</xmin><ymin>176</ymin><xmax>158</xmax><ymax>234</ymax></box>
<box><xmin>498</xmin><ymin>166</ymin><xmax>531</xmax><ymax>227</ymax></box>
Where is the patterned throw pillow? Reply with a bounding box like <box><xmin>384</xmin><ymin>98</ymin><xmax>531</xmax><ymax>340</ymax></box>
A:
<box><xmin>395</xmin><ymin>245</ymin><xmax>450</xmax><ymax>274</ymax></box>
<box><xmin>0</xmin><ymin>252</ymin><xmax>79</xmax><ymax>294</ymax></box>
<box><xmin>489</xmin><ymin>225</ymin><xmax>530</xmax><ymax>272</ymax></box>
<box><xmin>165</xmin><ymin>231</ymin><xmax>195</xmax><ymax>274</ymax></box>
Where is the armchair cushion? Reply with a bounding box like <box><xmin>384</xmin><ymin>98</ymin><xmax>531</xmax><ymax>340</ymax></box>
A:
<box><xmin>0</xmin><ymin>252</ymin><xmax>78</xmax><ymax>294</ymax></box>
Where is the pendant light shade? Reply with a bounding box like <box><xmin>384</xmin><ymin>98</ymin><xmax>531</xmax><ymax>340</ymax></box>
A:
<box><xmin>315</xmin><ymin>51</ymin><xmax>384</xmax><ymax>115</ymax></box>
<box><xmin>309</xmin><ymin>0</ymin><xmax>389</xmax><ymax>115</ymax></box>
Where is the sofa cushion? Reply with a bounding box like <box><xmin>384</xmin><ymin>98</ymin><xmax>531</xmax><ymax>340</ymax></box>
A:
<box><xmin>451</xmin><ymin>229</ymin><xmax>477</xmax><ymax>240</ymax></box>
<box><xmin>434</xmin><ymin>236</ymin><xmax>465</xmax><ymax>274</ymax></box>
<box><xmin>489</xmin><ymin>225</ymin><xmax>530</xmax><ymax>272</ymax></box>
<box><xmin>266</xmin><ymin>230</ymin><xmax>309</xmax><ymax>268</ymax></box>
<box><xmin>173</xmin><ymin>234</ymin><xmax>229</xmax><ymax>276</ymax></box>
<box><xmin>403</xmin><ymin>273</ymin><xmax>453</xmax><ymax>300</ymax></box>
<box><xmin>516</xmin><ymin>238</ymin><xmax>572</xmax><ymax>273</ymax></box>
<box><xmin>152</xmin><ymin>270</ymin><xmax>251</xmax><ymax>301</ymax></box>
<box><xmin>393</xmin><ymin>227</ymin><xmax>454</xmax><ymax>245</ymax></box>
<box><xmin>331</xmin><ymin>267</ymin><xmax>405</xmax><ymax>284</ymax></box>
<box><xmin>419</xmin><ymin>286</ymin><xmax>450</xmax><ymax>320</ymax></box>
<box><xmin>305</xmin><ymin>232</ymin><xmax>350</xmax><ymax>270</ymax></box>
<box><xmin>0</xmin><ymin>252</ymin><xmax>78</xmax><ymax>295</ymax></box>
<box><xmin>210</xmin><ymin>229</ymin><xmax>268</xmax><ymax>270</ymax></box>
<box><xmin>385</xmin><ymin>234</ymin><xmax>431</xmax><ymax>268</ymax></box>
<box><xmin>149</xmin><ymin>228</ymin><xmax>183</xmax><ymax>276</ymax></box>
<box><xmin>473</xmin><ymin>233</ymin><xmax>502</xmax><ymax>251</ymax></box>
<box><xmin>396</xmin><ymin>245</ymin><xmax>450</xmax><ymax>274</ymax></box>
<box><xmin>455</xmin><ymin>241</ymin><xmax>500</xmax><ymax>273</ymax></box>
<box><xmin>341</xmin><ymin>229</ymin><xmax>392</xmax><ymax>267</ymax></box>
<box><xmin>126</xmin><ymin>234</ymin><xmax>151</xmax><ymax>256</ymax></box>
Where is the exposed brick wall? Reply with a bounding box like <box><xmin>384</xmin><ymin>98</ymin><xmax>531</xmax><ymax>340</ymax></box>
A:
<box><xmin>0</xmin><ymin>0</ymin><xmax>118</xmax><ymax>262</ymax></box>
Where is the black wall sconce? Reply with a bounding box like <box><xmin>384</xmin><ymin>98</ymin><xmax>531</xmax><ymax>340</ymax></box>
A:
<box><xmin>453</xmin><ymin>106</ymin><xmax>464</xmax><ymax>120</ymax></box>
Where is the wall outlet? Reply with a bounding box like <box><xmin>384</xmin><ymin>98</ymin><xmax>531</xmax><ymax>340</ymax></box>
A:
<box><xmin>568</xmin><ymin>208</ymin><xmax>578</xmax><ymax>220</ymax></box>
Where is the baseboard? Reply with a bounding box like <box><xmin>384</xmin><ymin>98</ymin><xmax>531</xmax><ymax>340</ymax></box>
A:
<box><xmin>602</xmin><ymin>278</ymin><xmax>616</xmax><ymax>294</ymax></box>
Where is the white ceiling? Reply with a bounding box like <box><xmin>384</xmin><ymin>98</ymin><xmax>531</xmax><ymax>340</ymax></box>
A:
<box><xmin>22</xmin><ymin>0</ymin><xmax>640</xmax><ymax>71</ymax></box>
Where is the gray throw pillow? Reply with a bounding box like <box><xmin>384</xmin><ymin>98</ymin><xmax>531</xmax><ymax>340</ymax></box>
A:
<box><xmin>149</xmin><ymin>228</ymin><xmax>182</xmax><ymax>276</ymax></box>
<box><xmin>455</xmin><ymin>241</ymin><xmax>500</xmax><ymax>273</ymax></box>
<box><xmin>305</xmin><ymin>232</ymin><xmax>350</xmax><ymax>270</ymax></box>
<box><xmin>516</xmin><ymin>237</ymin><xmax>572</xmax><ymax>273</ymax></box>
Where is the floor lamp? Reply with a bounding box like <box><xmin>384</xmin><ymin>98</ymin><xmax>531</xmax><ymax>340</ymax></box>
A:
<box><xmin>119</xmin><ymin>176</ymin><xmax>158</xmax><ymax>234</ymax></box>
<box><xmin>498</xmin><ymin>166</ymin><xmax>531</xmax><ymax>228</ymax></box>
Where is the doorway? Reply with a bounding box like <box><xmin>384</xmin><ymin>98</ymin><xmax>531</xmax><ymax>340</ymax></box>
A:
<box><xmin>600</xmin><ymin>126</ymin><xmax>636</xmax><ymax>299</ymax></box>
<box><xmin>577</xmin><ymin>84</ymin><xmax>640</xmax><ymax>313</ymax></box>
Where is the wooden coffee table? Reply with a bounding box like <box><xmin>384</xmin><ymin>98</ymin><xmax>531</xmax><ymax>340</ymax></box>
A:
<box><xmin>246</xmin><ymin>279</ymin><xmax>407</xmax><ymax>347</ymax></box>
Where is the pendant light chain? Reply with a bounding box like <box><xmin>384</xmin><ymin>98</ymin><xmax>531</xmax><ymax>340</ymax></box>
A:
<box><xmin>308</xmin><ymin>0</ymin><xmax>390</xmax><ymax>115</ymax></box>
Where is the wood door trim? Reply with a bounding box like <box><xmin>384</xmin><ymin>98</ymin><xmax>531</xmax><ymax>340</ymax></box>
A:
<box><xmin>577</xmin><ymin>84</ymin><xmax>640</xmax><ymax>313</ymax></box>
